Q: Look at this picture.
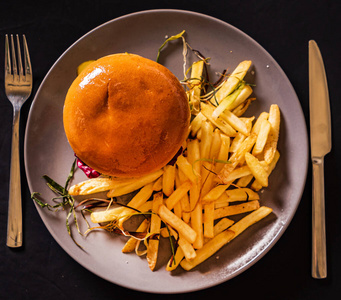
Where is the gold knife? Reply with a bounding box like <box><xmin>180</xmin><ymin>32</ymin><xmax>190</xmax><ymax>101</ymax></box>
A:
<box><xmin>309</xmin><ymin>40</ymin><xmax>331</xmax><ymax>279</ymax></box>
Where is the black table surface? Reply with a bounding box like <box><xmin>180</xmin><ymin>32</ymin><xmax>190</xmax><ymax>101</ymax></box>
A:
<box><xmin>1</xmin><ymin>1</ymin><xmax>340</xmax><ymax>299</ymax></box>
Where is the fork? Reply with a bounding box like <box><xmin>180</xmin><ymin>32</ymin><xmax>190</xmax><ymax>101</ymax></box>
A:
<box><xmin>5</xmin><ymin>34</ymin><xmax>32</xmax><ymax>247</ymax></box>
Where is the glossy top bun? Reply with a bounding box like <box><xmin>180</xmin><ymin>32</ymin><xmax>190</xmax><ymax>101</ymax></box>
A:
<box><xmin>63</xmin><ymin>53</ymin><xmax>190</xmax><ymax>177</ymax></box>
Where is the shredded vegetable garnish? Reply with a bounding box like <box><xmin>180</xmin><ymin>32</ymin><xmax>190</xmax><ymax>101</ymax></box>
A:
<box><xmin>156</xmin><ymin>30</ymin><xmax>186</xmax><ymax>63</ymax></box>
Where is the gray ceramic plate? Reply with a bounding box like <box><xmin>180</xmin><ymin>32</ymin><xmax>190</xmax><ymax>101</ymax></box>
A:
<box><xmin>24</xmin><ymin>9</ymin><xmax>308</xmax><ymax>294</ymax></box>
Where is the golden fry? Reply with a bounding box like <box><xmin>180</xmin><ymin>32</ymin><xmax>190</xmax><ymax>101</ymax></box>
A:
<box><xmin>218</xmin><ymin>133</ymin><xmax>257</xmax><ymax>183</ymax></box>
<box><xmin>147</xmin><ymin>192</ymin><xmax>163</xmax><ymax>271</ymax></box>
<box><xmin>158</xmin><ymin>205</ymin><xmax>197</xmax><ymax>244</ymax></box>
<box><xmin>252</xmin><ymin>119</ymin><xmax>271</xmax><ymax>155</ymax></box>
<box><xmin>214</xmin><ymin>200</ymin><xmax>260</xmax><ymax>220</ymax></box>
<box><xmin>107</xmin><ymin>169</ymin><xmax>163</xmax><ymax>197</ymax></box>
<box><xmin>213</xmin><ymin>60</ymin><xmax>252</xmax><ymax>104</ymax></box>
<box><xmin>245</xmin><ymin>152</ymin><xmax>268</xmax><ymax>187</ymax></box>
<box><xmin>204</xmin><ymin>202</ymin><xmax>215</xmax><ymax>238</ymax></box>
<box><xmin>263</xmin><ymin>104</ymin><xmax>280</xmax><ymax>164</ymax></box>
<box><xmin>165</xmin><ymin>180</ymin><xmax>191</xmax><ymax>210</ymax></box>
<box><xmin>180</xmin><ymin>230</ymin><xmax>235</xmax><ymax>271</ymax></box>
<box><xmin>162</xmin><ymin>165</ymin><xmax>176</xmax><ymax>196</ymax></box>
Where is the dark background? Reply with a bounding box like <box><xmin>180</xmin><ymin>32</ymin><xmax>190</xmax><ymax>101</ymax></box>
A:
<box><xmin>1</xmin><ymin>0</ymin><xmax>340</xmax><ymax>299</ymax></box>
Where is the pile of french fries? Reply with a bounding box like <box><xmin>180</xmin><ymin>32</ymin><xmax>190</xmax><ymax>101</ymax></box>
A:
<box><xmin>69</xmin><ymin>59</ymin><xmax>280</xmax><ymax>271</ymax></box>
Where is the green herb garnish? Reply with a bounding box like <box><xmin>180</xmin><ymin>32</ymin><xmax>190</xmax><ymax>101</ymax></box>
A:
<box><xmin>156</xmin><ymin>30</ymin><xmax>186</xmax><ymax>63</ymax></box>
<box><xmin>31</xmin><ymin>159</ymin><xmax>84</xmax><ymax>249</ymax></box>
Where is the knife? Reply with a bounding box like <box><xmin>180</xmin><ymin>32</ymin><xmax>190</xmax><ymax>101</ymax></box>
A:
<box><xmin>309</xmin><ymin>40</ymin><xmax>331</xmax><ymax>279</ymax></box>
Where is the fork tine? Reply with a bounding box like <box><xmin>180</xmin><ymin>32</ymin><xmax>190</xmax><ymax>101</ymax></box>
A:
<box><xmin>16</xmin><ymin>34</ymin><xmax>24</xmax><ymax>78</ymax></box>
<box><xmin>10</xmin><ymin>35</ymin><xmax>18</xmax><ymax>78</ymax></box>
<box><xmin>5</xmin><ymin>34</ymin><xmax>11</xmax><ymax>75</ymax></box>
<box><xmin>22</xmin><ymin>35</ymin><xmax>32</xmax><ymax>78</ymax></box>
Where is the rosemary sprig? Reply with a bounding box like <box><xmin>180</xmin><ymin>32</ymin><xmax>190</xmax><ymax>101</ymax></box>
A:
<box><xmin>31</xmin><ymin>159</ymin><xmax>84</xmax><ymax>249</ymax></box>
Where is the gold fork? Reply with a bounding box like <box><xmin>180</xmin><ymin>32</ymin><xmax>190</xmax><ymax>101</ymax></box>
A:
<box><xmin>5</xmin><ymin>34</ymin><xmax>33</xmax><ymax>247</ymax></box>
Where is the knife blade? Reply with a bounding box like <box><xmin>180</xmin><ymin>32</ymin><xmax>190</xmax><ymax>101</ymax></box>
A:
<box><xmin>309</xmin><ymin>40</ymin><xmax>331</xmax><ymax>279</ymax></box>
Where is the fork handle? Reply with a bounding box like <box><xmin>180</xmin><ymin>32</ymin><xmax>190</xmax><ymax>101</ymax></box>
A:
<box><xmin>312</xmin><ymin>157</ymin><xmax>327</xmax><ymax>278</ymax></box>
<box><xmin>7</xmin><ymin>108</ymin><xmax>23</xmax><ymax>247</ymax></box>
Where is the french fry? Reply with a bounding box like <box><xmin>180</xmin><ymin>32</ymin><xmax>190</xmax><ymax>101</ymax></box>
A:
<box><xmin>117</xmin><ymin>187</ymin><xmax>155</xmax><ymax>228</ymax></box>
<box><xmin>215</xmin><ymin>202</ymin><xmax>229</xmax><ymax>209</ymax></box>
<box><xmin>177</xmin><ymin>167</ymin><xmax>188</xmax><ymax>185</ymax></box>
<box><xmin>251</xmin><ymin>112</ymin><xmax>269</xmax><ymax>135</ymax></box>
<box><xmin>212</xmin><ymin>84</ymin><xmax>245</xmax><ymax>119</ymax></box>
<box><xmin>227</xmin><ymin>84</ymin><xmax>253</xmax><ymax>112</ymax></box>
<box><xmin>178</xmin><ymin>233</ymin><xmax>197</xmax><ymax>261</ymax></box>
<box><xmin>240</xmin><ymin>116</ymin><xmax>255</xmax><ymax>135</ymax></box>
<box><xmin>91</xmin><ymin>183</ymin><xmax>154</xmax><ymax>224</ymax></box>
<box><xmin>138</xmin><ymin>200</ymin><xmax>153</xmax><ymax>212</ymax></box>
<box><xmin>201</xmin><ymin>170</ymin><xmax>216</xmax><ymax>198</ymax></box>
<box><xmin>245</xmin><ymin>152</ymin><xmax>268</xmax><ymax>187</ymax></box>
<box><xmin>189</xmin><ymin>60</ymin><xmax>204</xmax><ymax>115</ymax></box>
<box><xmin>227</xmin><ymin>206</ymin><xmax>273</xmax><ymax>239</ymax></box>
<box><xmin>165</xmin><ymin>180</ymin><xmax>191</xmax><ymax>210</ymax></box>
<box><xmin>204</xmin><ymin>202</ymin><xmax>214</xmax><ymax>238</ymax></box>
<box><xmin>213</xmin><ymin>60</ymin><xmax>252</xmax><ymax>104</ymax></box>
<box><xmin>90</xmin><ymin>206</ymin><xmax>127</xmax><ymax>224</ymax></box>
<box><xmin>162</xmin><ymin>165</ymin><xmax>176</xmax><ymax>196</ymax></box>
<box><xmin>188</xmin><ymin>185</ymin><xmax>201</xmax><ymax>246</ymax></box>
<box><xmin>252</xmin><ymin>119</ymin><xmax>271</xmax><ymax>155</ymax></box>
<box><xmin>252</xmin><ymin>150</ymin><xmax>280</xmax><ymax>191</ymax></box>
<box><xmin>202</xmin><ymin>184</ymin><xmax>231</xmax><ymax>203</ymax></box>
<box><xmin>158</xmin><ymin>205</ymin><xmax>197</xmax><ymax>244</ymax></box>
<box><xmin>180</xmin><ymin>230</ymin><xmax>235</xmax><ymax>271</ymax></box>
<box><xmin>190</xmin><ymin>195</ymin><xmax>204</xmax><ymax>249</ymax></box>
<box><xmin>210</xmin><ymin>129</ymin><xmax>222</xmax><ymax>160</ymax></box>
<box><xmin>200</xmin><ymin>120</ymin><xmax>216</xmax><ymax>196</ymax></box>
<box><xmin>232</xmin><ymin>97</ymin><xmax>255</xmax><ymax>117</ymax></box>
<box><xmin>204</xmin><ymin>202</ymin><xmax>215</xmax><ymax>238</ymax></box>
<box><xmin>187</xmin><ymin>138</ymin><xmax>201</xmax><ymax>178</ymax></box>
<box><xmin>214</xmin><ymin>200</ymin><xmax>260</xmax><ymax>220</ymax></box>
<box><xmin>125</xmin><ymin>183</ymin><xmax>154</xmax><ymax>209</ymax></box>
<box><xmin>236</xmin><ymin>174</ymin><xmax>254</xmax><ymax>187</ymax></box>
<box><xmin>200</xmin><ymin>120</ymin><xmax>214</xmax><ymax>159</ymax></box>
<box><xmin>122</xmin><ymin>219</ymin><xmax>149</xmax><ymax>253</ymax></box>
<box><xmin>147</xmin><ymin>192</ymin><xmax>163</xmax><ymax>271</ymax></box>
<box><xmin>215</xmin><ymin>134</ymin><xmax>230</xmax><ymax>174</ymax></box>
<box><xmin>181</xmin><ymin>206</ymin><xmax>272</xmax><ymax>271</ymax></box>
<box><xmin>214</xmin><ymin>192</ymin><xmax>229</xmax><ymax>208</ymax></box>
<box><xmin>225</xmin><ymin>188</ymin><xmax>259</xmax><ymax>202</ymax></box>
<box><xmin>219</xmin><ymin>110</ymin><xmax>249</xmax><ymax>136</ymax></box>
<box><xmin>222</xmin><ymin>165</ymin><xmax>252</xmax><ymax>183</ymax></box>
<box><xmin>263</xmin><ymin>104</ymin><xmax>280</xmax><ymax>164</ymax></box>
<box><xmin>173</xmin><ymin>201</ymin><xmax>182</xmax><ymax>219</ymax></box>
<box><xmin>190</xmin><ymin>112</ymin><xmax>206</xmax><ymax>137</ymax></box>
<box><xmin>230</xmin><ymin>133</ymin><xmax>246</xmax><ymax>153</ymax></box>
<box><xmin>152</xmin><ymin>176</ymin><xmax>163</xmax><ymax>191</ymax></box>
<box><xmin>180</xmin><ymin>192</ymin><xmax>191</xmax><ymax>223</ymax></box>
<box><xmin>218</xmin><ymin>133</ymin><xmax>257</xmax><ymax>183</ymax></box>
<box><xmin>160</xmin><ymin>226</ymin><xmax>171</xmax><ymax>238</ymax></box>
<box><xmin>196</xmin><ymin>128</ymin><xmax>202</xmax><ymax>140</ymax></box>
<box><xmin>176</xmin><ymin>155</ymin><xmax>198</xmax><ymax>184</ymax></box>
<box><xmin>201</xmin><ymin>103</ymin><xmax>237</xmax><ymax>137</ymax></box>
<box><xmin>213</xmin><ymin>217</ymin><xmax>235</xmax><ymax>236</ymax></box>
<box><xmin>107</xmin><ymin>169</ymin><xmax>163</xmax><ymax>197</ymax></box>
<box><xmin>69</xmin><ymin>177</ymin><xmax>136</xmax><ymax>196</ymax></box>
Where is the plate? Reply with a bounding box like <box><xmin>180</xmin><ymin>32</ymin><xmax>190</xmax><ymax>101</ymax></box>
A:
<box><xmin>24</xmin><ymin>9</ymin><xmax>308</xmax><ymax>293</ymax></box>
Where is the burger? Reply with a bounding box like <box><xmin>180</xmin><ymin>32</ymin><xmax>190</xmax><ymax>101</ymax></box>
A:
<box><xmin>63</xmin><ymin>53</ymin><xmax>190</xmax><ymax>178</ymax></box>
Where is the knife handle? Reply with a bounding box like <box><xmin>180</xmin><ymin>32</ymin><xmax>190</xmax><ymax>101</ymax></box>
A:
<box><xmin>312</xmin><ymin>157</ymin><xmax>327</xmax><ymax>279</ymax></box>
